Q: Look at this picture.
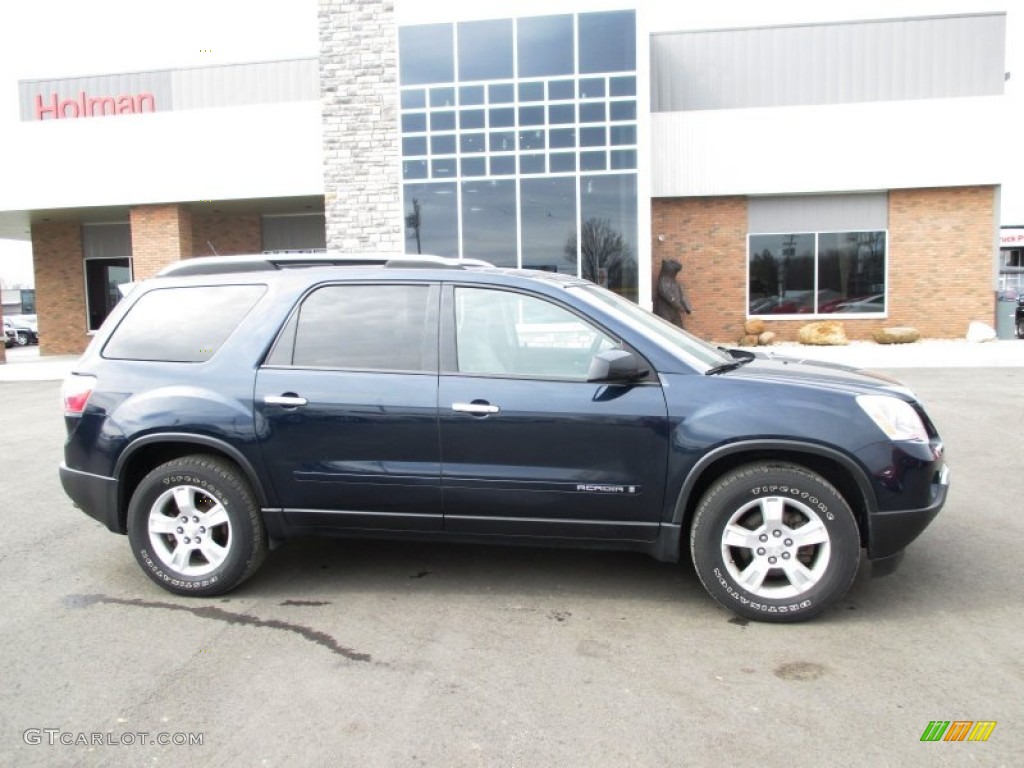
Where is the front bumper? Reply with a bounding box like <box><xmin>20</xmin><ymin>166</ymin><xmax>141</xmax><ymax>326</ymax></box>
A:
<box><xmin>867</xmin><ymin>463</ymin><xmax>949</xmax><ymax>562</ymax></box>
<box><xmin>59</xmin><ymin>463</ymin><xmax>123</xmax><ymax>533</ymax></box>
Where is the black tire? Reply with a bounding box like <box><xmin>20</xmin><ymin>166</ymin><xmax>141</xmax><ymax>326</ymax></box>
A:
<box><xmin>690</xmin><ymin>462</ymin><xmax>861</xmax><ymax>623</ymax></box>
<box><xmin>127</xmin><ymin>455</ymin><xmax>267</xmax><ymax>596</ymax></box>
<box><xmin>15</xmin><ymin>332</ymin><xmax>28</xmax><ymax>346</ymax></box>
<box><xmin>1016</xmin><ymin>318</ymin><xmax>1024</xmax><ymax>339</ymax></box>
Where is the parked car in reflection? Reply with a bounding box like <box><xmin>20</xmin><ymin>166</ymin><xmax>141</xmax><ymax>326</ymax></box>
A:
<box><xmin>831</xmin><ymin>294</ymin><xmax>885</xmax><ymax>313</ymax></box>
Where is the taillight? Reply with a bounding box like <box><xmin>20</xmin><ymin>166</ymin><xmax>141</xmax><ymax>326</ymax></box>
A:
<box><xmin>62</xmin><ymin>374</ymin><xmax>96</xmax><ymax>415</ymax></box>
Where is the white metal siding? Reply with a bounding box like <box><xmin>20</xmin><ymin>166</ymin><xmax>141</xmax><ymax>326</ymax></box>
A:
<box><xmin>651</xmin><ymin>95</ymin><xmax>1005</xmax><ymax>198</ymax></box>
<box><xmin>652</xmin><ymin>13</ymin><xmax>1006</xmax><ymax>112</ymax></box>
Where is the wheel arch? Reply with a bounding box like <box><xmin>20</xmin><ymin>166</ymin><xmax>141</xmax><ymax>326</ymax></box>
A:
<box><xmin>673</xmin><ymin>441</ymin><xmax>877</xmax><ymax>549</ymax></box>
<box><xmin>113</xmin><ymin>434</ymin><xmax>271</xmax><ymax>534</ymax></box>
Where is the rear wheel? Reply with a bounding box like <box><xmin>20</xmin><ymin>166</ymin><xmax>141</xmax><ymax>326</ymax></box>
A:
<box><xmin>15</xmin><ymin>332</ymin><xmax>28</xmax><ymax>346</ymax></box>
<box><xmin>690</xmin><ymin>462</ymin><xmax>861</xmax><ymax>622</ymax></box>
<box><xmin>127</xmin><ymin>455</ymin><xmax>266</xmax><ymax>596</ymax></box>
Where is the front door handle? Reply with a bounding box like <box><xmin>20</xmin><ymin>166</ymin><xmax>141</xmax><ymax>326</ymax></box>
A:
<box><xmin>452</xmin><ymin>401</ymin><xmax>500</xmax><ymax>416</ymax></box>
<box><xmin>264</xmin><ymin>394</ymin><xmax>308</xmax><ymax>407</ymax></box>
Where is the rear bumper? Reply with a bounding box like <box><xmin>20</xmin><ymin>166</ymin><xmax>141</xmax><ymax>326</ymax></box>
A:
<box><xmin>59</xmin><ymin>463</ymin><xmax>122</xmax><ymax>533</ymax></box>
<box><xmin>867</xmin><ymin>463</ymin><xmax>949</xmax><ymax>563</ymax></box>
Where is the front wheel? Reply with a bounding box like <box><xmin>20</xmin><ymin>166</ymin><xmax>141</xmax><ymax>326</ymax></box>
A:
<box><xmin>1016</xmin><ymin>317</ymin><xmax>1024</xmax><ymax>339</ymax></box>
<box><xmin>127</xmin><ymin>455</ymin><xmax>267</xmax><ymax>596</ymax></box>
<box><xmin>15</xmin><ymin>332</ymin><xmax>28</xmax><ymax>346</ymax></box>
<box><xmin>690</xmin><ymin>462</ymin><xmax>861</xmax><ymax>622</ymax></box>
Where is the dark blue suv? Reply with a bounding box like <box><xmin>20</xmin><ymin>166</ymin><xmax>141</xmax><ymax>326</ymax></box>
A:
<box><xmin>59</xmin><ymin>255</ymin><xmax>949</xmax><ymax>622</ymax></box>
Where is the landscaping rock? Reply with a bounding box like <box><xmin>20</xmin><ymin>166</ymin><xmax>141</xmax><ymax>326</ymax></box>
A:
<box><xmin>966</xmin><ymin>321</ymin><xmax>996</xmax><ymax>343</ymax></box>
<box><xmin>872</xmin><ymin>327</ymin><xmax>920</xmax><ymax>344</ymax></box>
<box><xmin>739</xmin><ymin>335</ymin><xmax>760</xmax><ymax>347</ymax></box>
<box><xmin>758</xmin><ymin>331</ymin><xmax>777</xmax><ymax>346</ymax></box>
<box><xmin>744</xmin><ymin>318</ymin><xmax>765</xmax><ymax>336</ymax></box>
<box><xmin>797</xmin><ymin>321</ymin><xmax>848</xmax><ymax>346</ymax></box>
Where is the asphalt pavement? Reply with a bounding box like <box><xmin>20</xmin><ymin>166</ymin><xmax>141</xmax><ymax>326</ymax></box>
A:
<box><xmin>0</xmin><ymin>358</ymin><xmax>1021</xmax><ymax>766</ymax></box>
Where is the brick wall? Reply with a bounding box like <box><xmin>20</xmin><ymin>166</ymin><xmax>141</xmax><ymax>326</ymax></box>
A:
<box><xmin>652</xmin><ymin>197</ymin><xmax>749</xmax><ymax>343</ymax></box>
<box><xmin>319</xmin><ymin>0</ymin><xmax>403</xmax><ymax>252</ymax></box>
<box><xmin>652</xmin><ymin>186</ymin><xmax>997</xmax><ymax>342</ymax></box>
<box><xmin>32</xmin><ymin>221</ymin><xmax>87</xmax><ymax>355</ymax></box>
<box><xmin>191</xmin><ymin>213</ymin><xmax>262</xmax><ymax>256</ymax></box>
<box><xmin>129</xmin><ymin>204</ymin><xmax>193</xmax><ymax>280</ymax></box>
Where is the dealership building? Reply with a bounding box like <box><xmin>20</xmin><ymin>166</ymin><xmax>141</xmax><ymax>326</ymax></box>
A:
<box><xmin>0</xmin><ymin>2</ymin><xmax>1009</xmax><ymax>359</ymax></box>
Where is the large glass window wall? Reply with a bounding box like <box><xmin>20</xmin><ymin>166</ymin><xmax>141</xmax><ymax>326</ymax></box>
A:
<box><xmin>399</xmin><ymin>10</ymin><xmax>639</xmax><ymax>300</ymax></box>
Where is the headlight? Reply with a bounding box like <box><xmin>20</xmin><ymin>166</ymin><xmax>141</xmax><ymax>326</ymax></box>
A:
<box><xmin>856</xmin><ymin>395</ymin><xmax>928</xmax><ymax>442</ymax></box>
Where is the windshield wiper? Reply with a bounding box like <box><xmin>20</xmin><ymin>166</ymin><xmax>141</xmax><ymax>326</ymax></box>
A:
<box><xmin>705</xmin><ymin>357</ymin><xmax>752</xmax><ymax>376</ymax></box>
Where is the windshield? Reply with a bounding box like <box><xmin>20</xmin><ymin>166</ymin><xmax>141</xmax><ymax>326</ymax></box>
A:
<box><xmin>571</xmin><ymin>285</ymin><xmax>732</xmax><ymax>370</ymax></box>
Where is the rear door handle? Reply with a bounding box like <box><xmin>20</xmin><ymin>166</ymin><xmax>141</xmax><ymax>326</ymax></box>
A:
<box><xmin>264</xmin><ymin>394</ymin><xmax>308</xmax><ymax>407</ymax></box>
<box><xmin>452</xmin><ymin>401</ymin><xmax>500</xmax><ymax>416</ymax></box>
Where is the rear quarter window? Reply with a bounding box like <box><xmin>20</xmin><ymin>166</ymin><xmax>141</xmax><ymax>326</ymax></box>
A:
<box><xmin>102</xmin><ymin>285</ymin><xmax>267</xmax><ymax>362</ymax></box>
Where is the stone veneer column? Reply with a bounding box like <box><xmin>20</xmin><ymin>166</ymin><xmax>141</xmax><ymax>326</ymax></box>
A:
<box><xmin>319</xmin><ymin>0</ymin><xmax>403</xmax><ymax>253</ymax></box>
<box><xmin>129</xmin><ymin>204</ymin><xmax>193</xmax><ymax>280</ymax></box>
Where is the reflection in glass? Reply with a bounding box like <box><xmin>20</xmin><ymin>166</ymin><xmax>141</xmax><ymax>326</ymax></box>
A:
<box><xmin>522</xmin><ymin>177</ymin><xmax>577</xmax><ymax>273</ymax></box>
<box><xmin>460</xmin><ymin>133</ymin><xmax>485</xmax><ymax>153</ymax></box>
<box><xmin>610</xmin><ymin>150</ymin><xmax>636</xmax><ymax>170</ymax></box>
<box><xmin>748</xmin><ymin>234</ymin><xmax>816</xmax><ymax>315</ymax></box>
<box><xmin>609</xmin><ymin>76</ymin><xmax>636</xmax><ymax>96</ymax></box>
<box><xmin>550</xmin><ymin>153</ymin><xmax>575</xmax><ymax>172</ymax></box>
<box><xmin>431</xmin><ymin>135</ymin><xmax>456</xmax><ymax>155</ymax></box>
<box><xmin>549</xmin><ymin>104</ymin><xmax>575</xmax><ymax>124</ymax></box>
<box><xmin>580</xmin><ymin>127</ymin><xmax>606</xmax><ymax>147</ymax></box>
<box><xmin>403</xmin><ymin>160</ymin><xmax>427</xmax><ymax>180</ymax></box>
<box><xmin>610</xmin><ymin>101</ymin><xmax>636</xmax><ymax>121</ymax></box>
<box><xmin>489</xmin><ymin>83</ymin><xmax>514</xmax><ymax>103</ymax></box>
<box><xmin>519</xmin><ymin>106</ymin><xmax>544</xmax><ymax>126</ymax></box>
<box><xmin>579</xmin><ymin>103</ymin><xmax>606</xmax><ymax>123</ymax></box>
<box><xmin>459</xmin><ymin>85</ymin><xmax>485</xmax><ymax>105</ymax></box>
<box><xmin>430</xmin><ymin>111</ymin><xmax>455</xmax><ymax>131</ymax></box>
<box><xmin>579</xmin><ymin>11</ymin><xmax>636</xmax><ymax>74</ymax></box>
<box><xmin>580</xmin><ymin>151</ymin><xmax>606</xmax><ymax>171</ymax></box>
<box><xmin>430</xmin><ymin>87</ymin><xmax>455</xmax><ymax>107</ymax></box>
<box><xmin>458</xmin><ymin>19</ymin><xmax>513</xmax><ymax>81</ymax></box>
<box><xmin>432</xmin><ymin>158</ymin><xmax>457</xmax><ymax>178</ymax></box>
<box><xmin>402</xmin><ymin>136</ymin><xmax>426</xmax><ymax>157</ymax></box>
<box><xmin>549</xmin><ymin>80</ymin><xmax>575</xmax><ymax>100</ymax></box>
<box><xmin>610</xmin><ymin>125</ymin><xmax>636</xmax><ymax>145</ymax></box>
<box><xmin>404</xmin><ymin>182</ymin><xmax>458</xmax><ymax>257</ymax></box>
<box><xmin>489</xmin><ymin>131</ymin><xmax>515</xmax><ymax>152</ymax></box>
<box><xmin>579</xmin><ymin>78</ymin><xmax>605</xmax><ymax>99</ymax></box>
<box><xmin>490</xmin><ymin>156</ymin><xmax>516</xmax><ymax>175</ymax></box>
<box><xmin>518</xmin><ymin>82</ymin><xmax>545</xmax><ymax>102</ymax></box>
<box><xmin>490</xmin><ymin>107</ymin><xmax>515</xmax><ymax>127</ymax></box>
<box><xmin>520</xmin><ymin>155</ymin><xmax>545</xmax><ymax>174</ymax></box>
<box><xmin>461</xmin><ymin>157</ymin><xmax>486</xmax><ymax>177</ymax></box>
<box><xmin>460</xmin><ymin>110</ymin><xmax>485</xmax><ymax>129</ymax></box>
<box><xmin>549</xmin><ymin>128</ymin><xmax>576</xmax><ymax>148</ymax></box>
<box><xmin>401</xmin><ymin>90</ymin><xmax>425</xmax><ymax>109</ymax></box>
<box><xmin>575</xmin><ymin>174</ymin><xmax>638</xmax><ymax>299</ymax></box>
<box><xmin>462</xmin><ymin>180</ymin><xmax>517</xmax><ymax>266</ymax></box>
<box><xmin>518</xmin><ymin>15</ymin><xmax>574</xmax><ymax>78</ymax></box>
<box><xmin>401</xmin><ymin>113</ymin><xmax>426</xmax><ymax>133</ymax></box>
<box><xmin>818</xmin><ymin>232</ymin><xmax>887</xmax><ymax>313</ymax></box>
<box><xmin>519</xmin><ymin>129</ymin><xmax>545</xmax><ymax>150</ymax></box>
<box><xmin>399</xmin><ymin>24</ymin><xmax>454</xmax><ymax>85</ymax></box>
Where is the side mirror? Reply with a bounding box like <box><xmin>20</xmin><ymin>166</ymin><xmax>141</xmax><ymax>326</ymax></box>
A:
<box><xmin>587</xmin><ymin>349</ymin><xmax>648</xmax><ymax>383</ymax></box>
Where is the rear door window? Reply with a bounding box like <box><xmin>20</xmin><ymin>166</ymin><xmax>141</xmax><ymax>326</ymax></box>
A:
<box><xmin>266</xmin><ymin>284</ymin><xmax>437</xmax><ymax>372</ymax></box>
<box><xmin>103</xmin><ymin>285</ymin><xmax>266</xmax><ymax>362</ymax></box>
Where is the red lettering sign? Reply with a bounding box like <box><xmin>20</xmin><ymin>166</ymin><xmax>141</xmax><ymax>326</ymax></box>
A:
<box><xmin>34</xmin><ymin>91</ymin><xmax>156</xmax><ymax>120</ymax></box>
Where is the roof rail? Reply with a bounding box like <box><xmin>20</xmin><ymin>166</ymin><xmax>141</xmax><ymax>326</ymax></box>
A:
<box><xmin>156</xmin><ymin>253</ymin><xmax>492</xmax><ymax>278</ymax></box>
